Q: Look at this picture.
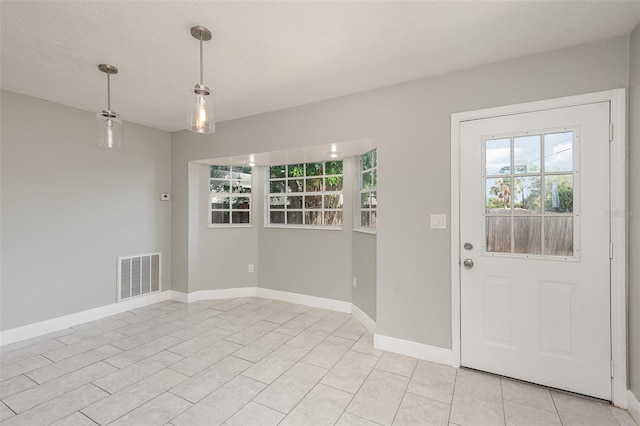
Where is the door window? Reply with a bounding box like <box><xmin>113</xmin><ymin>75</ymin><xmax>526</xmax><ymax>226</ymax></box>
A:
<box><xmin>483</xmin><ymin>129</ymin><xmax>577</xmax><ymax>258</ymax></box>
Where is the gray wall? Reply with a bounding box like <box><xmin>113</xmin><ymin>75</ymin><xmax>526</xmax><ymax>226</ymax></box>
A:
<box><xmin>352</xmin><ymin>231</ymin><xmax>376</xmax><ymax>320</ymax></box>
<box><xmin>171</xmin><ymin>35</ymin><xmax>630</xmax><ymax>349</ymax></box>
<box><xmin>195</xmin><ymin>163</ymin><xmax>258</xmax><ymax>291</ymax></box>
<box><xmin>257</xmin><ymin>159</ymin><xmax>353</xmax><ymax>302</ymax></box>
<box><xmin>1</xmin><ymin>91</ymin><xmax>172</xmax><ymax>331</ymax></box>
<box><xmin>628</xmin><ymin>23</ymin><xmax>640</xmax><ymax>401</ymax></box>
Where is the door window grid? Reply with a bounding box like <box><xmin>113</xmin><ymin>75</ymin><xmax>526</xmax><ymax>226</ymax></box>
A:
<box><xmin>209</xmin><ymin>165</ymin><xmax>252</xmax><ymax>226</ymax></box>
<box><xmin>267</xmin><ymin>161</ymin><xmax>344</xmax><ymax>227</ymax></box>
<box><xmin>482</xmin><ymin>128</ymin><xmax>578</xmax><ymax>258</ymax></box>
<box><xmin>359</xmin><ymin>149</ymin><xmax>378</xmax><ymax>229</ymax></box>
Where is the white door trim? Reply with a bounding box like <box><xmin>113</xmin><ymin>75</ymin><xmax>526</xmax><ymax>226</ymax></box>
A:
<box><xmin>450</xmin><ymin>89</ymin><xmax>627</xmax><ymax>408</ymax></box>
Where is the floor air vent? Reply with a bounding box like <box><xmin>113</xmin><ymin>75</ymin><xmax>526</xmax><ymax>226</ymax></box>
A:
<box><xmin>118</xmin><ymin>253</ymin><xmax>161</xmax><ymax>301</ymax></box>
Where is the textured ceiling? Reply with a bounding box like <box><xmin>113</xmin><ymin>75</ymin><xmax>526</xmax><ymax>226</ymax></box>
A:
<box><xmin>2</xmin><ymin>1</ymin><xmax>639</xmax><ymax>132</ymax></box>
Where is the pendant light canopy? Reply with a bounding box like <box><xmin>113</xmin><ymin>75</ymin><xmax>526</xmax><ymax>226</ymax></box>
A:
<box><xmin>188</xmin><ymin>25</ymin><xmax>215</xmax><ymax>134</ymax></box>
<box><xmin>96</xmin><ymin>64</ymin><xmax>123</xmax><ymax>149</ymax></box>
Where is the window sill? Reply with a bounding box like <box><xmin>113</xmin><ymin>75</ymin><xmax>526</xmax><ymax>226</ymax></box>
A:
<box><xmin>208</xmin><ymin>224</ymin><xmax>253</xmax><ymax>229</ymax></box>
<box><xmin>264</xmin><ymin>224</ymin><xmax>343</xmax><ymax>231</ymax></box>
<box><xmin>353</xmin><ymin>227</ymin><xmax>377</xmax><ymax>235</ymax></box>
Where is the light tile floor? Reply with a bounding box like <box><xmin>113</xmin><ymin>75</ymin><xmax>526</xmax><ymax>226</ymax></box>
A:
<box><xmin>0</xmin><ymin>297</ymin><xmax>637</xmax><ymax>426</ymax></box>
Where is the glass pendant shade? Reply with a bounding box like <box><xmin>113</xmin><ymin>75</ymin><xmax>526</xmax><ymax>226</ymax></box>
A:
<box><xmin>188</xmin><ymin>86</ymin><xmax>215</xmax><ymax>134</ymax></box>
<box><xmin>97</xmin><ymin>64</ymin><xmax>122</xmax><ymax>148</ymax></box>
<box><xmin>96</xmin><ymin>111</ymin><xmax>123</xmax><ymax>149</ymax></box>
<box><xmin>188</xmin><ymin>26</ymin><xmax>215</xmax><ymax>134</ymax></box>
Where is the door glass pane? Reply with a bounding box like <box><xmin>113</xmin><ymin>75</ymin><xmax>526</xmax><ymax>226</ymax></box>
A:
<box><xmin>486</xmin><ymin>178</ymin><xmax>512</xmax><ymax>212</ymax></box>
<box><xmin>544</xmin><ymin>132</ymin><xmax>573</xmax><ymax>172</ymax></box>
<box><xmin>513</xmin><ymin>176</ymin><xmax>541</xmax><ymax>214</ymax></box>
<box><xmin>514</xmin><ymin>135</ymin><xmax>541</xmax><ymax>173</ymax></box>
<box><xmin>545</xmin><ymin>217</ymin><xmax>573</xmax><ymax>256</ymax></box>
<box><xmin>514</xmin><ymin>217</ymin><xmax>542</xmax><ymax>254</ymax></box>
<box><xmin>371</xmin><ymin>211</ymin><xmax>377</xmax><ymax>228</ymax></box>
<box><xmin>287</xmin><ymin>211</ymin><xmax>303</xmax><ymax>224</ymax></box>
<box><xmin>485</xmin><ymin>138</ymin><xmax>511</xmax><ymax>175</ymax></box>
<box><xmin>544</xmin><ymin>175</ymin><xmax>573</xmax><ymax>213</ymax></box>
<box><xmin>486</xmin><ymin>216</ymin><xmax>512</xmax><ymax>253</ymax></box>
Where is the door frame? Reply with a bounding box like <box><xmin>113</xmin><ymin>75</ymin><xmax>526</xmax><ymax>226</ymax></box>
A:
<box><xmin>450</xmin><ymin>89</ymin><xmax>627</xmax><ymax>408</ymax></box>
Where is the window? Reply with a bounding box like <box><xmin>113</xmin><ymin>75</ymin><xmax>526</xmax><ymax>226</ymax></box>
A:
<box><xmin>267</xmin><ymin>161</ymin><xmax>344</xmax><ymax>227</ymax></box>
<box><xmin>484</xmin><ymin>129</ymin><xmax>577</xmax><ymax>257</ymax></box>
<box><xmin>209</xmin><ymin>165</ymin><xmax>252</xmax><ymax>226</ymax></box>
<box><xmin>359</xmin><ymin>149</ymin><xmax>377</xmax><ymax>228</ymax></box>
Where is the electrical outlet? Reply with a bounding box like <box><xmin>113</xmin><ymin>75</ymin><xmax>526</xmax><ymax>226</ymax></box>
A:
<box><xmin>248</xmin><ymin>264</ymin><xmax>254</xmax><ymax>273</ymax></box>
<box><xmin>352</xmin><ymin>276</ymin><xmax>357</xmax><ymax>288</ymax></box>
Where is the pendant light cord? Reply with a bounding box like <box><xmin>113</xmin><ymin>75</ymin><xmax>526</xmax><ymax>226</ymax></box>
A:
<box><xmin>199</xmin><ymin>36</ymin><xmax>204</xmax><ymax>86</ymax></box>
<box><xmin>106</xmin><ymin>71</ymin><xmax>111</xmax><ymax>111</ymax></box>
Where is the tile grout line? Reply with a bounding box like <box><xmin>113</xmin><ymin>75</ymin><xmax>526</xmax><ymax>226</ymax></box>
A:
<box><xmin>500</xmin><ymin>376</ymin><xmax>507</xmax><ymax>426</ymax></box>
<box><xmin>247</xmin><ymin>315</ymin><xmax>358</xmax><ymax>423</ymax></box>
<box><xmin>4</xmin><ymin>358</ymin><xmax>118</xmax><ymax>413</ymax></box>
<box><xmin>447</xmin><ymin>368</ymin><xmax>460</xmax><ymax>425</ymax></box>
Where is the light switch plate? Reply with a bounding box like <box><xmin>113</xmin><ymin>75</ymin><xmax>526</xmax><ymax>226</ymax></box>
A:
<box><xmin>430</xmin><ymin>214</ymin><xmax>447</xmax><ymax>230</ymax></box>
<box><xmin>160</xmin><ymin>193</ymin><xmax>171</xmax><ymax>201</ymax></box>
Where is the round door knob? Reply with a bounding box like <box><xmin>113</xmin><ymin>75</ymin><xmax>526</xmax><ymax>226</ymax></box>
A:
<box><xmin>463</xmin><ymin>258</ymin><xmax>474</xmax><ymax>269</ymax></box>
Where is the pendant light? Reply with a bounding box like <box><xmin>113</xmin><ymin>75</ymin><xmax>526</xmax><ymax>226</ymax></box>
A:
<box><xmin>188</xmin><ymin>25</ymin><xmax>215</xmax><ymax>134</ymax></box>
<box><xmin>96</xmin><ymin>64</ymin><xmax>123</xmax><ymax>148</ymax></box>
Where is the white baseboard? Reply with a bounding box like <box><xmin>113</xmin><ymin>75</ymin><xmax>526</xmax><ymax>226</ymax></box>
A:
<box><xmin>374</xmin><ymin>333</ymin><xmax>454</xmax><ymax>366</ymax></box>
<box><xmin>256</xmin><ymin>288</ymin><xmax>352</xmax><ymax>313</ymax></box>
<box><xmin>351</xmin><ymin>304</ymin><xmax>376</xmax><ymax>333</ymax></box>
<box><xmin>628</xmin><ymin>390</ymin><xmax>640</xmax><ymax>424</ymax></box>
<box><xmin>0</xmin><ymin>291</ymin><xmax>173</xmax><ymax>346</ymax></box>
<box><xmin>168</xmin><ymin>290</ymin><xmax>189</xmax><ymax>303</ymax></box>
<box><xmin>172</xmin><ymin>287</ymin><xmax>258</xmax><ymax>303</ymax></box>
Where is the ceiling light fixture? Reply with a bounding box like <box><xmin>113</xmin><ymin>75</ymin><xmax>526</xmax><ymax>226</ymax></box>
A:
<box><xmin>188</xmin><ymin>25</ymin><xmax>215</xmax><ymax>134</ymax></box>
<box><xmin>97</xmin><ymin>64</ymin><xmax>123</xmax><ymax>148</ymax></box>
<box><xmin>327</xmin><ymin>151</ymin><xmax>342</xmax><ymax>159</ymax></box>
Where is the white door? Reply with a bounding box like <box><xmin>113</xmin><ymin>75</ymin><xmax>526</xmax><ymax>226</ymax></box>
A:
<box><xmin>459</xmin><ymin>101</ymin><xmax>611</xmax><ymax>399</ymax></box>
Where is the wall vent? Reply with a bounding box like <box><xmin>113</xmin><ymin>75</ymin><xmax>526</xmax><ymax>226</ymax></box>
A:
<box><xmin>117</xmin><ymin>253</ymin><xmax>161</xmax><ymax>301</ymax></box>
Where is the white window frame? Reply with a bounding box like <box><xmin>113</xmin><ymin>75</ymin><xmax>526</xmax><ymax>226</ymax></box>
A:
<box><xmin>209</xmin><ymin>165</ymin><xmax>252</xmax><ymax>228</ymax></box>
<box><xmin>481</xmin><ymin>127</ymin><xmax>579</xmax><ymax>260</ymax></box>
<box><xmin>356</xmin><ymin>149</ymin><xmax>377</xmax><ymax>233</ymax></box>
<box><xmin>266</xmin><ymin>161</ymin><xmax>344</xmax><ymax>230</ymax></box>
